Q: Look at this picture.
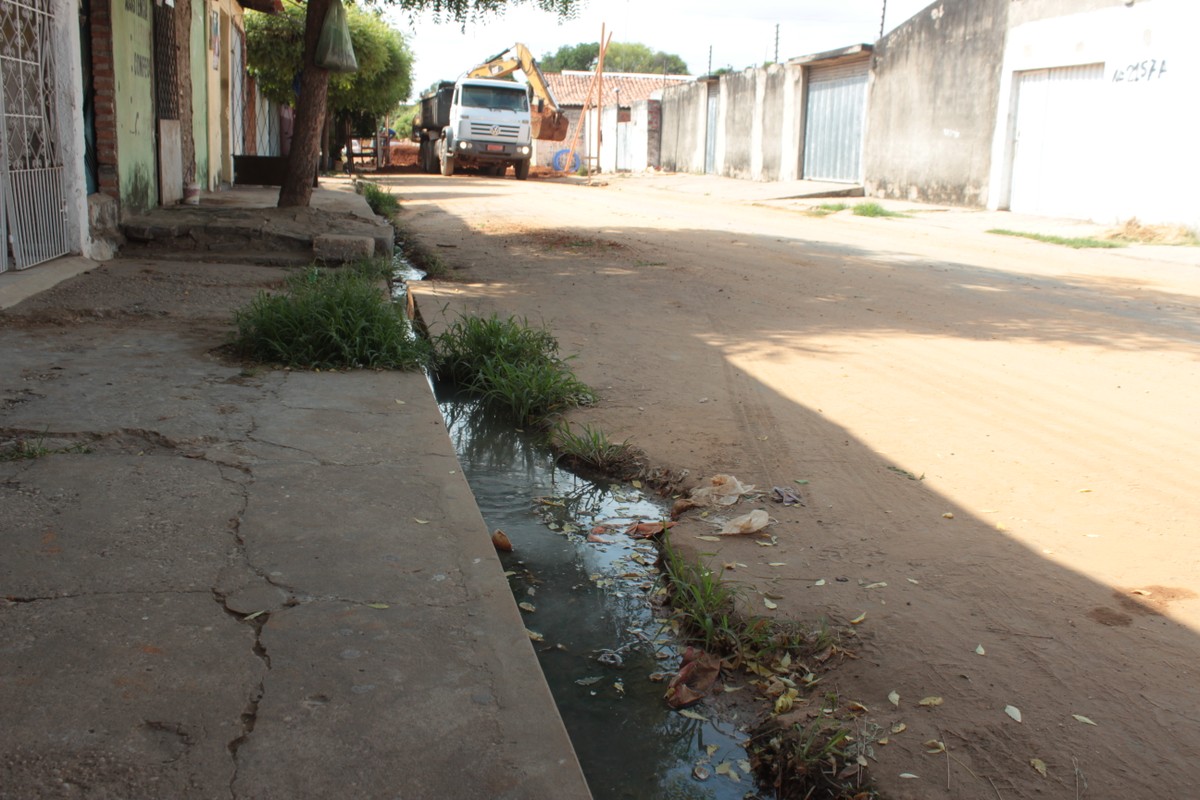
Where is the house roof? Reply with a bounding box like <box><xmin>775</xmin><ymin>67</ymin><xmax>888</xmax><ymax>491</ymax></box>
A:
<box><xmin>546</xmin><ymin>70</ymin><xmax>694</xmax><ymax>108</ymax></box>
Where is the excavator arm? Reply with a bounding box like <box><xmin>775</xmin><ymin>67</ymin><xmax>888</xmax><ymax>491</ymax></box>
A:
<box><xmin>467</xmin><ymin>44</ymin><xmax>569</xmax><ymax>141</ymax></box>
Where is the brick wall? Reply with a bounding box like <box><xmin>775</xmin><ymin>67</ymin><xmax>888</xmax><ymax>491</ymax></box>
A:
<box><xmin>89</xmin><ymin>0</ymin><xmax>119</xmax><ymax>199</ymax></box>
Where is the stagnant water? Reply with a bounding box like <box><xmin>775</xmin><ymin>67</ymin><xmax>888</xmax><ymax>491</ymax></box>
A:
<box><xmin>435</xmin><ymin>390</ymin><xmax>762</xmax><ymax>800</ymax></box>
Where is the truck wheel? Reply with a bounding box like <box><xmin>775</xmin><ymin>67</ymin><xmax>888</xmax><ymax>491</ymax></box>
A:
<box><xmin>514</xmin><ymin>160</ymin><xmax>530</xmax><ymax>181</ymax></box>
<box><xmin>439</xmin><ymin>143</ymin><xmax>455</xmax><ymax>176</ymax></box>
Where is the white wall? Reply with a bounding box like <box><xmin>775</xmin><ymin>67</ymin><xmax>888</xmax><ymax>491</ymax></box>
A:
<box><xmin>988</xmin><ymin>0</ymin><xmax>1200</xmax><ymax>228</ymax></box>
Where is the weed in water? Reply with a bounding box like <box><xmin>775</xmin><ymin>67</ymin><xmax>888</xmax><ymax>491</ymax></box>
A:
<box><xmin>660</xmin><ymin>539</ymin><xmax>743</xmax><ymax>654</ymax></box>
<box><xmin>551</xmin><ymin>422</ymin><xmax>637</xmax><ymax>475</ymax></box>
<box><xmin>231</xmin><ymin>265</ymin><xmax>430</xmax><ymax>370</ymax></box>
<box><xmin>987</xmin><ymin>228</ymin><xmax>1125</xmax><ymax>249</ymax></box>
<box><xmin>852</xmin><ymin>202</ymin><xmax>909</xmax><ymax>218</ymax></box>
<box><xmin>433</xmin><ymin>314</ymin><xmax>595</xmax><ymax>426</ymax></box>
<box><xmin>749</xmin><ymin>719</ymin><xmax>874</xmax><ymax>799</ymax></box>
<box><xmin>358</xmin><ymin>181</ymin><xmax>400</xmax><ymax>218</ymax></box>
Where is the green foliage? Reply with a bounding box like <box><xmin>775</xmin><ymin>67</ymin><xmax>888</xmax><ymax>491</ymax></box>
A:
<box><xmin>432</xmin><ymin>314</ymin><xmax>595</xmax><ymax>425</ymax></box>
<box><xmin>851</xmin><ymin>202</ymin><xmax>909</xmax><ymax>218</ymax></box>
<box><xmin>392</xmin><ymin>104</ymin><xmax>419</xmax><ymax>138</ymax></box>
<box><xmin>540</xmin><ymin>41</ymin><xmax>689</xmax><ymax>74</ymax></box>
<box><xmin>661</xmin><ymin>541</ymin><xmax>742</xmax><ymax>654</ymax></box>
<box><xmin>246</xmin><ymin>6</ymin><xmax>413</xmax><ymax>115</ymax></box>
<box><xmin>358</xmin><ymin>181</ymin><xmax>400</xmax><ymax>217</ymax></box>
<box><xmin>551</xmin><ymin>422</ymin><xmax>634</xmax><ymax>473</ymax></box>
<box><xmin>232</xmin><ymin>263</ymin><xmax>430</xmax><ymax>369</ymax></box>
<box><xmin>988</xmin><ymin>228</ymin><xmax>1126</xmax><ymax>249</ymax></box>
<box><xmin>0</xmin><ymin>431</ymin><xmax>91</xmax><ymax>461</ymax></box>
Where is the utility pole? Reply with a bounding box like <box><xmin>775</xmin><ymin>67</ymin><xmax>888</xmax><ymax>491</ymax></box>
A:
<box><xmin>879</xmin><ymin>0</ymin><xmax>888</xmax><ymax>40</ymax></box>
<box><xmin>707</xmin><ymin>45</ymin><xmax>712</xmax><ymax>75</ymax></box>
<box><xmin>774</xmin><ymin>23</ymin><xmax>779</xmax><ymax>64</ymax></box>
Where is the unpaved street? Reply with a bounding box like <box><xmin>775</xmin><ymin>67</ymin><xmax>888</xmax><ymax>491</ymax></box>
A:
<box><xmin>398</xmin><ymin>169</ymin><xmax>1200</xmax><ymax>799</ymax></box>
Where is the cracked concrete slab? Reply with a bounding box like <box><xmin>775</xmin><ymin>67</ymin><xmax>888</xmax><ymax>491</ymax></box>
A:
<box><xmin>0</xmin><ymin>239</ymin><xmax>590</xmax><ymax>797</ymax></box>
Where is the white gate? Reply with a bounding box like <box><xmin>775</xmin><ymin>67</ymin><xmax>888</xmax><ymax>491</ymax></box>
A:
<box><xmin>1007</xmin><ymin>63</ymin><xmax>1105</xmax><ymax>219</ymax></box>
<box><xmin>231</xmin><ymin>23</ymin><xmax>245</xmax><ymax>155</ymax></box>
<box><xmin>0</xmin><ymin>0</ymin><xmax>70</xmax><ymax>271</ymax></box>
<box><xmin>802</xmin><ymin>58</ymin><xmax>869</xmax><ymax>183</ymax></box>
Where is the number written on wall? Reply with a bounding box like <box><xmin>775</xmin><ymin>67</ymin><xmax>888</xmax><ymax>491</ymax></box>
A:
<box><xmin>123</xmin><ymin>0</ymin><xmax>148</xmax><ymax>20</ymax></box>
<box><xmin>1112</xmin><ymin>59</ymin><xmax>1166</xmax><ymax>82</ymax></box>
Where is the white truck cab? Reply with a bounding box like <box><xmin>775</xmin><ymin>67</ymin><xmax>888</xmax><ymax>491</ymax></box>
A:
<box><xmin>439</xmin><ymin>78</ymin><xmax>534</xmax><ymax>180</ymax></box>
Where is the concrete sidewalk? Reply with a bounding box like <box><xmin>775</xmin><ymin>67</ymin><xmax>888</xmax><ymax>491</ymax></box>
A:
<box><xmin>0</xmin><ymin>190</ymin><xmax>591</xmax><ymax>798</ymax></box>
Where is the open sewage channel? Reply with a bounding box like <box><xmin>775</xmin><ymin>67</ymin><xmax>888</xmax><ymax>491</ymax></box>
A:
<box><xmin>393</xmin><ymin>258</ymin><xmax>762</xmax><ymax>800</ymax></box>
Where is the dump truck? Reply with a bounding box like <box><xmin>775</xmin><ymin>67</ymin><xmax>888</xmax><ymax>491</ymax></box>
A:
<box><xmin>412</xmin><ymin>44</ymin><xmax>568</xmax><ymax>180</ymax></box>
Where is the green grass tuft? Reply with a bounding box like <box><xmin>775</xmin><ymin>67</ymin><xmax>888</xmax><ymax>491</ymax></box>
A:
<box><xmin>851</xmin><ymin>202</ymin><xmax>909</xmax><ymax>218</ymax></box>
<box><xmin>551</xmin><ymin>422</ymin><xmax>637</xmax><ymax>475</ymax></box>
<box><xmin>987</xmin><ymin>228</ymin><xmax>1125</xmax><ymax>249</ymax></box>
<box><xmin>806</xmin><ymin>202</ymin><xmax>849</xmax><ymax>217</ymax></box>
<box><xmin>359</xmin><ymin>181</ymin><xmax>400</xmax><ymax>218</ymax></box>
<box><xmin>231</xmin><ymin>263</ymin><xmax>430</xmax><ymax>370</ymax></box>
<box><xmin>433</xmin><ymin>314</ymin><xmax>595</xmax><ymax>425</ymax></box>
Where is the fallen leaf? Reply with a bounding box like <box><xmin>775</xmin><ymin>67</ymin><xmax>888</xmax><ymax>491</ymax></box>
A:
<box><xmin>850</xmin><ymin>612</ymin><xmax>867</xmax><ymax>625</ymax></box>
<box><xmin>526</xmin><ymin>630</ymin><xmax>544</xmax><ymax>642</ymax></box>
<box><xmin>891</xmin><ymin>722</ymin><xmax>907</xmax><ymax>734</ymax></box>
<box><xmin>975</xmin><ymin>644</ymin><xmax>986</xmax><ymax>655</ymax></box>
<box><xmin>575</xmin><ymin>676</ymin><xmax>602</xmax><ymax>686</ymax></box>
<box><xmin>632</xmin><ymin>480</ymin><xmax>643</xmax><ymax>489</ymax></box>
<box><xmin>814</xmin><ymin>579</ymin><xmax>827</xmax><ymax>586</ymax></box>
<box><xmin>1030</xmin><ymin>758</ymin><xmax>1048</xmax><ymax>777</ymax></box>
<box><xmin>243</xmin><ymin>610</ymin><xmax>267</xmax><ymax>620</ymax></box>
<box><xmin>365</xmin><ymin>603</ymin><xmax>389</xmax><ymax>610</ymax></box>
<box><xmin>847</xmin><ymin>701</ymin><xmax>869</xmax><ymax>713</ymax></box>
<box><xmin>918</xmin><ymin>696</ymin><xmax>943</xmax><ymax>707</ymax></box>
<box><xmin>942</xmin><ymin>512</ymin><xmax>955</xmax><ymax>519</ymax></box>
<box><xmin>614</xmin><ymin>681</ymin><xmax>625</xmax><ymax>694</ymax></box>
<box><xmin>706</xmin><ymin>744</ymin><xmax>719</xmax><ymax>757</ymax></box>
<box><xmin>768</xmin><ymin>562</ymin><xmax>787</xmax><ymax>567</ymax></box>
<box><xmin>899</xmin><ymin>772</ymin><xmax>919</xmax><ymax>779</ymax></box>
<box><xmin>888</xmin><ymin>690</ymin><xmax>900</xmax><ymax>707</ymax></box>
<box><xmin>679</xmin><ymin>709</ymin><xmax>707</xmax><ymax>721</ymax></box>
<box><xmin>864</xmin><ymin>581</ymin><xmax>888</xmax><ymax>589</ymax></box>
<box><xmin>924</xmin><ymin>739</ymin><xmax>946</xmax><ymax>754</ymax></box>
<box><xmin>738</xmin><ymin>759</ymin><xmax>751</xmax><ymax>773</ymax></box>
<box><xmin>878</xmin><ymin>737</ymin><xmax>890</xmax><ymax>745</ymax></box>
<box><xmin>907</xmin><ymin>578</ymin><xmax>920</xmax><ymax>584</ymax></box>
<box><xmin>518</xmin><ymin>602</ymin><xmax>536</xmax><ymax>613</ymax></box>
<box><xmin>763</xmin><ymin>597</ymin><xmax>778</xmax><ymax>610</ymax></box>
<box><xmin>414</xmin><ymin>518</ymin><xmax>430</xmax><ymax>524</ymax></box>
<box><xmin>696</xmin><ymin>535</ymin><xmax>722</xmax><ymax>542</ymax></box>
<box><xmin>794</xmin><ymin>479</ymin><xmax>810</xmax><ymax>485</ymax></box>
<box><xmin>1072</xmin><ymin>714</ymin><xmax>1097</xmax><ymax>726</ymax></box>
<box><xmin>1005</xmin><ymin>705</ymin><xmax>1022</xmax><ymax>723</ymax></box>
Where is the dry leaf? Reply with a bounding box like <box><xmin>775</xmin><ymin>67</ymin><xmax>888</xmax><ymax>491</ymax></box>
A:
<box><xmin>679</xmin><ymin>709</ymin><xmax>707</xmax><ymax>721</ymax></box>
<box><xmin>864</xmin><ymin>581</ymin><xmax>888</xmax><ymax>589</ymax></box>
<box><xmin>899</xmin><ymin>773</ymin><xmax>919</xmax><ymax>779</ymax></box>
<box><xmin>763</xmin><ymin>597</ymin><xmax>778</xmax><ymax>610</ymax></box>
<box><xmin>518</xmin><ymin>602</ymin><xmax>536</xmax><ymax>613</ymax></box>
<box><xmin>888</xmin><ymin>690</ymin><xmax>900</xmax><ymax>707</ymax></box>
<box><xmin>942</xmin><ymin>512</ymin><xmax>954</xmax><ymax>519</ymax></box>
<box><xmin>891</xmin><ymin>722</ymin><xmax>907</xmax><ymax>734</ymax></box>
<box><xmin>738</xmin><ymin>759</ymin><xmax>751</xmax><ymax>773</ymax></box>
<box><xmin>907</xmin><ymin>578</ymin><xmax>920</xmax><ymax>584</ymax></box>
<box><xmin>1072</xmin><ymin>714</ymin><xmax>1097</xmax><ymax>726</ymax></box>
<box><xmin>526</xmin><ymin>630</ymin><xmax>544</xmax><ymax>642</ymax></box>
<box><xmin>768</xmin><ymin>562</ymin><xmax>787</xmax><ymax>567</ymax></box>
<box><xmin>632</xmin><ymin>480</ymin><xmax>643</xmax><ymax>488</ymax></box>
<box><xmin>924</xmin><ymin>739</ymin><xmax>946</xmax><ymax>754</ymax></box>
<box><xmin>877</xmin><ymin>737</ymin><xmax>890</xmax><ymax>745</ymax></box>
<box><xmin>975</xmin><ymin>644</ymin><xmax>985</xmax><ymax>655</ymax></box>
<box><xmin>706</xmin><ymin>744</ymin><xmax>719</xmax><ymax>757</ymax></box>
<box><xmin>1030</xmin><ymin>758</ymin><xmax>1048</xmax><ymax>777</ymax></box>
<box><xmin>814</xmin><ymin>579</ymin><xmax>827</xmax><ymax>586</ymax></box>
<box><xmin>918</xmin><ymin>696</ymin><xmax>943</xmax><ymax>707</ymax></box>
<box><xmin>850</xmin><ymin>612</ymin><xmax>867</xmax><ymax>625</ymax></box>
<box><xmin>243</xmin><ymin>610</ymin><xmax>267</xmax><ymax>620</ymax></box>
<box><xmin>414</xmin><ymin>518</ymin><xmax>430</xmax><ymax>524</ymax></box>
<box><xmin>365</xmin><ymin>603</ymin><xmax>389</xmax><ymax>610</ymax></box>
<box><xmin>696</xmin><ymin>535</ymin><xmax>722</xmax><ymax>542</ymax></box>
<box><xmin>1005</xmin><ymin>705</ymin><xmax>1022</xmax><ymax>722</ymax></box>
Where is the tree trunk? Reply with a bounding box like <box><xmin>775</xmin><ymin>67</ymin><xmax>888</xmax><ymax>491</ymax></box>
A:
<box><xmin>277</xmin><ymin>0</ymin><xmax>331</xmax><ymax>207</ymax></box>
<box><xmin>175</xmin><ymin>0</ymin><xmax>195</xmax><ymax>186</ymax></box>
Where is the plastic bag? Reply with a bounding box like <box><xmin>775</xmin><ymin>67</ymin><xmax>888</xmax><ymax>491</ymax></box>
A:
<box><xmin>691</xmin><ymin>474</ymin><xmax>755</xmax><ymax>507</ymax></box>
<box><xmin>315</xmin><ymin>0</ymin><xmax>358</xmax><ymax>73</ymax></box>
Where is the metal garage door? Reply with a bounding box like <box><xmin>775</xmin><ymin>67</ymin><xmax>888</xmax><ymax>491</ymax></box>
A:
<box><xmin>1007</xmin><ymin>63</ymin><xmax>1105</xmax><ymax>218</ymax></box>
<box><xmin>802</xmin><ymin>58</ymin><xmax>869</xmax><ymax>183</ymax></box>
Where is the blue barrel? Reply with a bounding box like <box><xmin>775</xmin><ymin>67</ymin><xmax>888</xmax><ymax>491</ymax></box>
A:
<box><xmin>552</xmin><ymin>149</ymin><xmax>581</xmax><ymax>172</ymax></box>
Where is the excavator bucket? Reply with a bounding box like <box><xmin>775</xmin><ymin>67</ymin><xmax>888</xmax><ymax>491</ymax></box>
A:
<box><xmin>532</xmin><ymin>108</ymin><xmax>569</xmax><ymax>142</ymax></box>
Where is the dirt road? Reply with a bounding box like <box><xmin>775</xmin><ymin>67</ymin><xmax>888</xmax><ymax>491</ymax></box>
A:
<box><xmin>398</xmin><ymin>169</ymin><xmax>1200</xmax><ymax>799</ymax></box>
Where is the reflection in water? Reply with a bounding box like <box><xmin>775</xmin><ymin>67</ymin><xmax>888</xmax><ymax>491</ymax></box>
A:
<box><xmin>436</xmin><ymin>387</ymin><xmax>759</xmax><ymax>800</ymax></box>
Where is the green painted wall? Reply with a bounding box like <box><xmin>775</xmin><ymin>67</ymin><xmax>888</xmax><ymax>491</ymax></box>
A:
<box><xmin>191</xmin><ymin>0</ymin><xmax>210</xmax><ymax>187</ymax></box>
<box><xmin>112</xmin><ymin>0</ymin><xmax>156</xmax><ymax>212</ymax></box>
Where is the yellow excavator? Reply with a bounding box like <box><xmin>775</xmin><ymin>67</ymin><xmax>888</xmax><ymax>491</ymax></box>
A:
<box><xmin>466</xmin><ymin>44</ymin><xmax>570</xmax><ymax>142</ymax></box>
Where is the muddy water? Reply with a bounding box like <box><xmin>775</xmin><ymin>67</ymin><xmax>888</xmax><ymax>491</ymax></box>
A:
<box><xmin>435</xmin><ymin>390</ymin><xmax>760</xmax><ymax>800</ymax></box>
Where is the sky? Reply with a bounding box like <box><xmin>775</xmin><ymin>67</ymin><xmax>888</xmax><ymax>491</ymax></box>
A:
<box><xmin>384</xmin><ymin>0</ymin><xmax>935</xmax><ymax>100</ymax></box>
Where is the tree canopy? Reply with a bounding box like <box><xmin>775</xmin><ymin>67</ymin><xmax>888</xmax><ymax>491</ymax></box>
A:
<box><xmin>539</xmin><ymin>41</ymin><xmax>689</xmax><ymax>75</ymax></box>
<box><xmin>246</xmin><ymin>5</ymin><xmax>413</xmax><ymax>120</ymax></box>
